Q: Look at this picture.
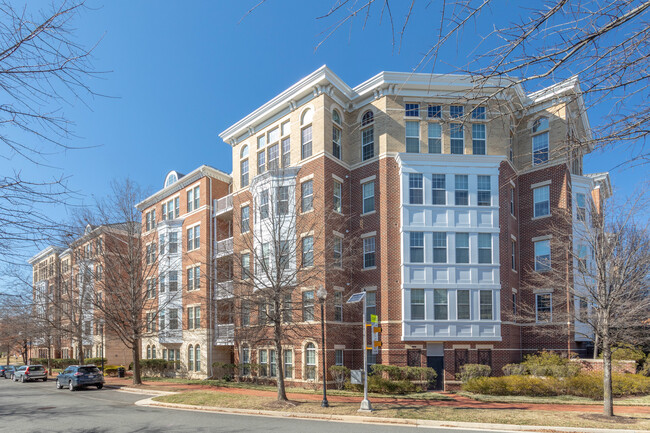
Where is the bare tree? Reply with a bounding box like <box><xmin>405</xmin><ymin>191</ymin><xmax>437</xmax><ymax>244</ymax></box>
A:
<box><xmin>228</xmin><ymin>169</ymin><xmax>355</xmax><ymax>401</ymax></box>
<box><xmin>521</xmin><ymin>192</ymin><xmax>650</xmax><ymax>417</ymax></box>
<box><xmin>0</xmin><ymin>294</ymin><xmax>37</xmax><ymax>365</ymax></box>
<box><xmin>0</xmin><ymin>0</ymin><xmax>99</xmax><ymax>266</ymax></box>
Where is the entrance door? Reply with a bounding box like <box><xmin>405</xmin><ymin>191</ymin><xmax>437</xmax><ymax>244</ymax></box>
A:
<box><xmin>427</xmin><ymin>356</ymin><xmax>444</xmax><ymax>390</ymax></box>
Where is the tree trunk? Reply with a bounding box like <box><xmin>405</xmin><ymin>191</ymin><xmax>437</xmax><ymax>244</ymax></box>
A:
<box><xmin>274</xmin><ymin>325</ymin><xmax>287</xmax><ymax>401</ymax></box>
<box><xmin>602</xmin><ymin>338</ymin><xmax>614</xmax><ymax>417</ymax></box>
<box><xmin>78</xmin><ymin>332</ymin><xmax>85</xmax><ymax>365</ymax></box>
<box><xmin>593</xmin><ymin>334</ymin><xmax>599</xmax><ymax>359</ymax></box>
<box><xmin>132</xmin><ymin>342</ymin><xmax>142</xmax><ymax>385</ymax></box>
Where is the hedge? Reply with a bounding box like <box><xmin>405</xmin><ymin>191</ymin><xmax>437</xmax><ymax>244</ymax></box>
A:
<box><xmin>457</xmin><ymin>364</ymin><xmax>491</xmax><ymax>382</ymax></box>
<box><xmin>30</xmin><ymin>358</ymin><xmax>107</xmax><ymax>369</ymax></box>
<box><xmin>345</xmin><ymin>365</ymin><xmax>437</xmax><ymax>394</ymax></box>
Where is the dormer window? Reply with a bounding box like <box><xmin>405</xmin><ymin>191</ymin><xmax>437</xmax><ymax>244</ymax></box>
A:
<box><xmin>532</xmin><ymin>117</ymin><xmax>550</xmax><ymax>165</ymax></box>
<box><xmin>165</xmin><ymin>172</ymin><xmax>178</xmax><ymax>188</ymax></box>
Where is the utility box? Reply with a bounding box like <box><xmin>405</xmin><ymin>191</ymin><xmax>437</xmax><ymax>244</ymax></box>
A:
<box><xmin>351</xmin><ymin>369</ymin><xmax>364</xmax><ymax>384</ymax></box>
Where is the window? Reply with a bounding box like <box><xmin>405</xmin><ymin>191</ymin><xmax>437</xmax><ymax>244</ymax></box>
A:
<box><xmin>146</xmin><ymin>243</ymin><xmax>156</xmax><ymax>265</ymax></box>
<box><xmin>457</xmin><ymin>290</ymin><xmax>470</xmax><ymax>320</ymax></box>
<box><xmin>363</xmin><ymin>237</ymin><xmax>376</xmax><ymax>268</ymax></box>
<box><xmin>472</xmin><ymin>124</ymin><xmax>486</xmax><ymax>155</ymax></box>
<box><xmin>409</xmin><ymin>173</ymin><xmax>423</xmax><ymax>204</ymax></box>
<box><xmin>259</xmin><ymin>190</ymin><xmax>269</xmax><ymax>220</ymax></box>
<box><xmin>450</xmin><ymin>105</ymin><xmax>464</xmax><ymax>118</ymax></box>
<box><xmin>146</xmin><ymin>278</ymin><xmax>156</xmax><ymax>299</ymax></box>
<box><xmin>576</xmin><ymin>193</ymin><xmax>586</xmax><ymax>221</ymax></box>
<box><xmin>478</xmin><ymin>233</ymin><xmax>492</xmax><ymax>264</ymax></box>
<box><xmin>268</xmin><ymin>143</ymin><xmax>279</xmax><ymax>171</ymax></box>
<box><xmin>305</xmin><ymin>343</ymin><xmax>316</xmax><ymax>380</ymax></box>
<box><xmin>283</xmin><ymin>293</ymin><xmax>293</xmax><ymax>322</ymax></box>
<box><xmin>456</xmin><ymin>233</ymin><xmax>469</xmax><ymax>263</ymax></box>
<box><xmin>261</xmin><ymin>242</ymin><xmax>271</xmax><ymax>270</ymax></box>
<box><xmin>301</xmin><ymin>180</ymin><xmax>313</xmax><ymax>212</ymax></box>
<box><xmin>160</xmin><ymin>311</ymin><xmax>165</xmax><ymax>330</ymax></box>
<box><xmin>362</xmin><ymin>124</ymin><xmax>374</xmax><ymax>161</ymax></box>
<box><xmin>334</xmin><ymin>291</ymin><xmax>343</xmax><ymax>321</ymax></box>
<box><xmin>428</xmin><ymin>123</ymin><xmax>442</xmax><ymax>154</ymax></box>
<box><xmin>480</xmin><ymin>290</ymin><xmax>493</xmax><ymax>320</ymax></box>
<box><xmin>335</xmin><ymin>349</ymin><xmax>344</xmax><ymax>366</ymax></box>
<box><xmin>268</xmin><ymin>127</ymin><xmax>279</xmax><ymax>144</ymax></box>
<box><xmin>281</xmin><ymin>120</ymin><xmax>290</xmax><ymax>136</ymax></box>
<box><xmin>284</xmin><ymin>349</ymin><xmax>293</xmax><ymax>378</ymax></box>
<box><xmin>302</xmin><ymin>236</ymin><xmax>314</xmax><ymax>267</ymax></box>
<box><xmin>513</xmin><ymin>293</ymin><xmax>517</xmax><ymax>316</ymax></box>
<box><xmin>362</xmin><ymin>181</ymin><xmax>374</xmax><ymax>213</ymax></box>
<box><xmin>455</xmin><ymin>175</ymin><xmax>468</xmax><ymax>205</ymax></box>
<box><xmin>269</xmin><ymin>349</ymin><xmax>277</xmax><ymax>377</ymax></box>
<box><xmin>333</xmin><ymin>180</ymin><xmax>342</xmax><ymax>213</ymax></box>
<box><xmin>276</xmin><ymin>186</ymin><xmax>289</xmax><ymax>215</ymax></box>
<box><xmin>433</xmin><ymin>289</ymin><xmax>448</xmax><ymax>320</ymax></box>
<box><xmin>241</xmin><ymin>300</ymin><xmax>250</xmax><ymax>326</ymax></box>
<box><xmin>333</xmin><ymin>236</ymin><xmax>343</xmax><ymax>268</ymax></box>
<box><xmin>301</xmin><ymin>125</ymin><xmax>312</xmax><ymax>159</ymax></box>
<box><xmin>188</xmin><ymin>345</ymin><xmax>194</xmax><ymax>371</ymax></box>
<box><xmin>187</xmin><ymin>185</ymin><xmax>200</xmax><ymax>212</ymax></box>
<box><xmin>534</xmin><ymin>239</ymin><xmax>551</xmax><ymax>271</ymax></box>
<box><xmin>186</xmin><ymin>225</ymin><xmax>200</xmax><ymax>251</ymax></box>
<box><xmin>147</xmin><ymin>346</ymin><xmax>151</xmax><ymax>360</ymax></box>
<box><xmin>532</xmin><ymin>117</ymin><xmax>549</xmax><ymax>165</ymax></box>
<box><xmin>195</xmin><ymin>346</ymin><xmax>201</xmax><ymax>371</ymax></box>
<box><xmin>241</xmin><ymin>346</ymin><xmax>250</xmax><ymax>375</ymax></box>
<box><xmin>145</xmin><ymin>210</ymin><xmax>156</xmax><ymax>231</ymax></box>
<box><xmin>450</xmin><ymin>123</ymin><xmax>464</xmax><ymax>154</ymax></box>
<box><xmin>241</xmin><ymin>159</ymin><xmax>249</xmax><ymax>187</ymax></box>
<box><xmin>477</xmin><ymin>175</ymin><xmax>491</xmax><ymax>206</ymax></box>
<box><xmin>188</xmin><ymin>307</ymin><xmax>194</xmax><ymax>329</ymax></box>
<box><xmin>471</xmin><ymin>106</ymin><xmax>486</xmax><ymax>119</ymax></box>
<box><xmin>428</xmin><ymin>105</ymin><xmax>441</xmax><ymax>118</ymax></box>
<box><xmin>405</xmin><ymin>121</ymin><xmax>420</xmax><ymax>153</ymax></box>
<box><xmin>411</xmin><ymin>289</ymin><xmax>424</xmax><ymax>320</ymax></box>
<box><xmin>259</xmin><ymin>350</ymin><xmax>268</xmax><ymax>376</ymax></box>
<box><xmin>257</xmin><ymin>135</ymin><xmax>266</xmax><ymax>149</ymax></box>
<box><xmin>511</xmin><ymin>240</ymin><xmax>517</xmax><ymax>270</ymax></box>
<box><xmin>536</xmin><ymin>293</ymin><xmax>552</xmax><ymax>322</ymax></box>
<box><xmin>168</xmin><ymin>271</ymin><xmax>178</xmax><ymax>291</ymax></box>
<box><xmin>281</xmin><ymin>137</ymin><xmax>290</xmax><ymax>168</ymax></box>
<box><xmin>302</xmin><ymin>290</ymin><xmax>314</xmax><ymax>321</ymax></box>
<box><xmin>577</xmin><ymin>244</ymin><xmax>588</xmax><ymax>272</ymax></box>
<box><xmin>257</xmin><ymin>150</ymin><xmax>266</xmax><ymax>174</ymax></box>
<box><xmin>533</xmin><ymin>186</ymin><xmax>550</xmax><ymax>217</ymax></box>
<box><xmin>577</xmin><ymin>297</ymin><xmax>588</xmax><ymax>321</ymax></box>
<box><xmin>433</xmin><ymin>232</ymin><xmax>447</xmax><ymax>263</ymax></box>
<box><xmin>432</xmin><ymin>174</ymin><xmax>446</xmax><ymax>205</ymax></box>
<box><xmin>510</xmin><ymin>188</ymin><xmax>515</xmax><ymax>216</ymax></box>
<box><xmin>187</xmin><ymin>266</ymin><xmax>200</xmax><ymax>291</ymax></box>
<box><xmin>169</xmin><ymin>232</ymin><xmax>178</xmax><ymax>253</ymax></box>
<box><xmin>241</xmin><ymin>206</ymin><xmax>250</xmax><ymax>233</ymax></box>
<box><xmin>405</xmin><ymin>103</ymin><xmax>419</xmax><ymax>117</ymax></box>
<box><xmin>332</xmin><ymin>122</ymin><xmax>342</xmax><ymax>159</ymax></box>
<box><xmin>410</xmin><ymin>232</ymin><xmax>424</xmax><ymax>263</ymax></box>
<box><xmin>366</xmin><ymin>291</ymin><xmax>376</xmax><ymax>321</ymax></box>
<box><xmin>168</xmin><ymin>308</ymin><xmax>178</xmax><ymax>330</ymax></box>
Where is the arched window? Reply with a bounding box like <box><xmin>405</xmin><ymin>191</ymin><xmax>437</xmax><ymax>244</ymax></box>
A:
<box><xmin>146</xmin><ymin>345</ymin><xmax>151</xmax><ymax>360</ymax></box>
<box><xmin>195</xmin><ymin>345</ymin><xmax>201</xmax><ymax>371</ymax></box>
<box><xmin>361</xmin><ymin>110</ymin><xmax>374</xmax><ymax>161</ymax></box>
<box><xmin>188</xmin><ymin>344</ymin><xmax>194</xmax><ymax>371</ymax></box>
<box><xmin>332</xmin><ymin>109</ymin><xmax>341</xmax><ymax>125</ymax></box>
<box><xmin>531</xmin><ymin>117</ymin><xmax>550</xmax><ymax>165</ymax></box>
<box><xmin>301</xmin><ymin>108</ymin><xmax>313</xmax><ymax>126</ymax></box>
<box><xmin>332</xmin><ymin>109</ymin><xmax>342</xmax><ymax>160</ymax></box>
<box><xmin>305</xmin><ymin>343</ymin><xmax>316</xmax><ymax>380</ymax></box>
<box><xmin>151</xmin><ymin>345</ymin><xmax>156</xmax><ymax>359</ymax></box>
<box><xmin>240</xmin><ymin>144</ymin><xmax>249</xmax><ymax>159</ymax></box>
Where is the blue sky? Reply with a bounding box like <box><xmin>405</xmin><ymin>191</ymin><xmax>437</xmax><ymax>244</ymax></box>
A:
<box><xmin>5</xmin><ymin>1</ymin><xmax>648</xmax><ymax>258</ymax></box>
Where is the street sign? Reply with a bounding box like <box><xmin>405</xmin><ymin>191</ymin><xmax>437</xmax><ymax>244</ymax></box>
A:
<box><xmin>347</xmin><ymin>292</ymin><xmax>366</xmax><ymax>304</ymax></box>
<box><xmin>351</xmin><ymin>370</ymin><xmax>364</xmax><ymax>384</ymax></box>
<box><xmin>370</xmin><ymin>314</ymin><xmax>378</xmax><ymax>324</ymax></box>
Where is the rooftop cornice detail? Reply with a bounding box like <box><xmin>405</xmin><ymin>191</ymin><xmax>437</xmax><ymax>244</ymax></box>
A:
<box><xmin>28</xmin><ymin>245</ymin><xmax>61</xmax><ymax>265</ymax></box>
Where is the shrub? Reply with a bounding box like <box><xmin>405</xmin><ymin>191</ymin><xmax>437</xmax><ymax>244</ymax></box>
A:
<box><xmin>522</xmin><ymin>351</ymin><xmax>581</xmax><ymax>377</ymax></box>
<box><xmin>136</xmin><ymin>359</ymin><xmax>179</xmax><ymax>376</ymax></box>
<box><xmin>344</xmin><ymin>365</ymin><xmax>436</xmax><ymax>394</ymax></box>
<box><xmin>30</xmin><ymin>358</ymin><xmax>107</xmax><ymax>369</ymax></box>
<box><xmin>102</xmin><ymin>365</ymin><xmax>120</xmax><ymax>376</ymax></box>
<box><xmin>502</xmin><ymin>363</ymin><xmax>527</xmax><ymax>376</ymax></box>
<box><xmin>329</xmin><ymin>365</ymin><xmax>350</xmax><ymax>390</ymax></box>
<box><xmin>602</xmin><ymin>345</ymin><xmax>646</xmax><ymax>363</ymax></box>
<box><xmin>457</xmin><ymin>364</ymin><xmax>491</xmax><ymax>382</ymax></box>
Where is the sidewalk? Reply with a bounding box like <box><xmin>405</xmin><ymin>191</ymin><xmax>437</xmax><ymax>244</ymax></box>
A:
<box><xmin>104</xmin><ymin>376</ymin><xmax>650</xmax><ymax>415</ymax></box>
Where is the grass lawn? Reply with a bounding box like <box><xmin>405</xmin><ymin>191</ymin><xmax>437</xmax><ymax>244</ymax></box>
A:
<box><xmin>154</xmin><ymin>391</ymin><xmax>650</xmax><ymax>430</ymax></box>
<box><xmin>141</xmin><ymin>376</ymin><xmax>451</xmax><ymax>400</ymax></box>
<box><xmin>459</xmin><ymin>392</ymin><xmax>650</xmax><ymax>406</ymax></box>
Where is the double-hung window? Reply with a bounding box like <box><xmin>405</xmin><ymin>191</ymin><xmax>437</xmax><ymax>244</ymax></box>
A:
<box><xmin>168</xmin><ymin>309</ymin><xmax>178</xmax><ymax>330</ymax></box>
<box><xmin>361</xmin><ymin>111</ymin><xmax>374</xmax><ymax>160</ymax></box>
<box><xmin>480</xmin><ymin>290</ymin><xmax>493</xmax><ymax>320</ymax></box>
<box><xmin>410</xmin><ymin>289</ymin><xmax>424</xmax><ymax>320</ymax></box>
<box><xmin>532</xmin><ymin>117</ymin><xmax>549</xmax><ymax>165</ymax></box>
<box><xmin>187</xmin><ymin>266</ymin><xmax>200</xmax><ymax>291</ymax></box>
<box><xmin>511</xmin><ymin>240</ymin><xmax>517</xmax><ymax>270</ymax></box>
<box><xmin>259</xmin><ymin>190</ymin><xmax>269</xmax><ymax>220</ymax></box>
<box><xmin>533</xmin><ymin>185</ymin><xmax>550</xmax><ymax>217</ymax></box>
<box><xmin>268</xmin><ymin>143</ymin><xmax>279</xmax><ymax>170</ymax></box>
<box><xmin>168</xmin><ymin>271</ymin><xmax>178</xmax><ymax>291</ymax></box>
<box><xmin>456</xmin><ymin>233</ymin><xmax>469</xmax><ymax>263</ymax></box>
<box><xmin>433</xmin><ymin>232</ymin><xmax>447</xmax><ymax>263</ymax></box>
<box><xmin>432</xmin><ymin>174</ymin><xmax>446</xmax><ymax>205</ymax></box>
<box><xmin>428</xmin><ymin>123</ymin><xmax>442</xmax><ymax>154</ymax></box>
<box><xmin>334</xmin><ymin>291</ymin><xmax>343</xmax><ymax>321</ymax></box>
<box><xmin>477</xmin><ymin>175</ymin><xmax>491</xmax><ymax>206</ymax></box>
<box><xmin>187</xmin><ymin>185</ymin><xmax>200</xmax><ymax>212</ymax></box>
<box><xmin>332</xmin><ymin>110</ymin><xmax>342</xmax><ymax>159</ymax></box>
<box><xmin>534</xmin><ymin>239</ymin><xmax>551</xmax><ymax>271</ymax></box>
<box><xmin>455</xmin><ymin>175</ymin><xmax>469</xmax><ymax>205</ymax></box>
<box><xmin>333</xmin><ymin>236</ymin><xmax>343</xmax><ymax>268</ymax></box>
<box><xmin>241</xmin><ymin>206</ymin><xmax>250</xmax><ymax>233</ymax></box>
<box><xmin>362</xmin><ymin>181</ymin><xmax>374</xmax><ymax>213</ymax></box>
<box><xmin>284</xmin><ymin>350</ymin><xmax>293</xmax><ymax>378</ymax></box>
<box><xmin>405</xmin><ymin>121</ymin><xmax>420</xmax><ymax>153</ymax></box>
<box><xmin>410</xmin><ymin>232</ymin><xmax>424</xmax><ymax>263</ymax></box>
<box><xmin>240</xmin><ymin>159</ymin><xmax>249</xmax><ymax>188</ymax></box>
<box><xmin>301</xmin><ymin>180</ymin><xmax>313</xmax><ymax>213</ymax></box>
<box><xmin>281</xmin><ymin>137</ymin><xmax>291</xmax><ymax>168</ymax></box>
<box><xmin>472</xmin><ymin>124</ymin><xmax>486</xmax><ymax>155</ymax></box>
<box><xmin>276</xmin><ymin>186</ymin><xmax>289</xmax><ymax>215</ymax></box>
<box><xmin>363</xmin><ymin>237</ymin><xmax>376</xmax><ymax>268</ymax></box>
<box><xmin>478</xmin><ymin>233</ymin><xmax>492</xmax><ymax>264</ymax></box>
<box><xmin>302</xmin><ymin>236</ymin><xmax>314</xmax><ymax>267</ymax></box>
<box><xmin>187</xmin><ymin>226</ymin><xmax>200</xmax><ymax>251</ymax></box>
<box><xmin>536</xmin><ymin>293</ymin><xmax>552</xmax><ymax>322</ymax></box>
<box><xmin>450</xmin><ymin>123</ymin><xmax>464</xmax><ymax>154</ymax></box>
<box><xmin>457</xmin><ymin>290</ymin><xmax>470</xmax><ymax>320</ymax></box>
<box><xmin>333</xmin><ymin>180</ymin><xmax>342</xmax><ymax>213</ymax></box>
<box><xmin>409</xmin><ymin>173</ymin><xmax>423</xmax><ymax>204</ymax></box>
<box><xmin>241</xmin><ymin>253</ymin><xmax>250</xmax><ymax>280</ymax></box>
<box><xmin>433</xmin><ymin>289</ymin><xmax>448</xmax><ymax>320</ymax></box>
<box><xmin>168</xmin><ymin>232</ymin><xmax>178</xmax><ymax>253</ymax></box>
<box><xmin>257</xmin><ymin>150</ymin><xmax>266</xmax><ymax>174</ymax></box>
<box><xmin>335</xmin><ymin>349</ymin><xmax>344</xmax><ymax>366</ymax></box>
<box><xmin>576</xmin><ymin>193</ymin><xmax>586</xmax><ymax>221</ymax></box>
<box><xmin>365</xmin><ymin>291</ymin><xmax>376</xmax><ymax>320</ymax></box>
<box><xmin>301</xmin><ymin>125</ymin><xmax>313</xmax><ymax>159</ymax></box>
<box><xmin>302</xmin><ymin>290</ymin><xmax>314</xmax><ymax>321</ymax></box>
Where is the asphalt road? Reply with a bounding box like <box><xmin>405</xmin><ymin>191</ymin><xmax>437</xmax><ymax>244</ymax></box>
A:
<box><xmin>0</xmin><ymin>376</ymin><xmax>535</xmax><ymax>433</ymax></box>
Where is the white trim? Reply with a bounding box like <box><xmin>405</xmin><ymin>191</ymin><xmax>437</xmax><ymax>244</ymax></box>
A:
<box><xmin>530</xmin><ymin>180</ymin><xmax>552</xmax><ymax>189</ymax></box>
<box><xmin>532</xmin><ymin>234</ymin><xmax>552</xmax><ymax>242</ymax></box>
<box><xmin>300</xmin><ymin>231</ymin><xmax>314</xmax><ymax>238</ymax></box>
<box><xmin>299</xmin><ymin>173</ymin><xmax>314</xmax><ymax>183</ymax></box>
<box><xmin>360</xmin><ymin>231</ymin><xmax>377</xmax><ymax>239</ymax></box>
<box><xmin>331</xmin><ymin>173</ymin><xmax>344</xmax><ymax>183</ymax></box>
<box><xmin>360</xmin><ymin>175</ymin><xmax>376</xmax><ymax>184</ymax></box>
<box><xmin>510</xmin><ymin>234</ymin><xmax>517</xmax><ymax>241</ymax></box>
<box><xmin>333</xmin><ymin>230</ymin><xmax>345</xmax><ymax>238</ymax></box>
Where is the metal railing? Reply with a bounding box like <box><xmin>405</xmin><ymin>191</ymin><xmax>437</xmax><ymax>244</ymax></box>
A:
<box><xmin>214</xmin><ymin>280</ymin><xmax>234</xmax><ymax>300</ymax></box>
<box><xmin>215</xmin><ymin>237</ymin><xmax>233</xmax><ymax>258</ymax></box>
<box><xmin>214</xmin><ymin>324</ymin><xmax>234</xmax><ymax>345</ymax></box>
<box><xmin>213</xmin><ymin>194</ymin><xmax>233</xmax><ymax>216</ymax></box>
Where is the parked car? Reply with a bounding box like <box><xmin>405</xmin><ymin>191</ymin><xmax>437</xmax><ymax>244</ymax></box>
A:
<box><xmin>0</xmin><ymin>365</ymin><xmax>15</xmax><ymax>378</ymax></box>
<box><xmin>56</xmin><ymin>365</ymin><xmax>104</xmax><ymax>391</ymax></box>
<box><xmin>12</xmin><ymin>365</ymin><xmax>47</xmax><ymax>382</ymax></box>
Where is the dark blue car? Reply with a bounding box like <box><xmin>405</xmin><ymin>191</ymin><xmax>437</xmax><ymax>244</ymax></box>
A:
<box><xmin>56</xmin><ymin>365</ymin><xmax>104</xmax><ymax>391</ymax></box>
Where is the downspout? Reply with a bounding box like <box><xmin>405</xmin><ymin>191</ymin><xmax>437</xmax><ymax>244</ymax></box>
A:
<box><xmin>209</xmin><ymin>179</ymin><xmax>214</xmax><ymax>378</ymax></box>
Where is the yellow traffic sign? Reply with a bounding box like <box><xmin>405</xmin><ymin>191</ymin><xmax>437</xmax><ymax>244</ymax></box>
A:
<box><xmin>373</xmin><ymin>327</ymin><xmax>381</xmax><ymax>333</ymax></box>
<box><xmin>373</xmin><ymin>341</ymin><xmax>382</xmax><ymax>347</ymax></box>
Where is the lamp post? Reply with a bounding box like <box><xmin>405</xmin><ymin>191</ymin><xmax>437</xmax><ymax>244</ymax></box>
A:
<box><xmin>316</xmin><ymin>285</ymin><xmax>329</xmax><ymax>408</ymax></box>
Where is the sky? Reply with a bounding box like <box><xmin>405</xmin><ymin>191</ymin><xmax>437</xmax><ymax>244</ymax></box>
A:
<box><xmin>4</xmin><ymin>0</ymin><xmax>648</xmax><ymax>262</ymax></box>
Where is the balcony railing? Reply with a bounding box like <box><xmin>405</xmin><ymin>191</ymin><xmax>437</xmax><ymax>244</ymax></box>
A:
<box><xmin>215</xmin><ymin>280</ymin><xmax>234</xmax><ymax>300</ymax></box>
<box><xmin>215</xmin><ymin>237</ymin><xmax>233</xmax><ymax>258</ymax></box>
<box><xmin>214</xmin><ymin>324</ymin><xmax>234</xmax><ymax>346</ymax></box>
<box><xmin>213</xmin><ymin>194</ymin><xmax>233</xmax><ymax>217</ymax></box>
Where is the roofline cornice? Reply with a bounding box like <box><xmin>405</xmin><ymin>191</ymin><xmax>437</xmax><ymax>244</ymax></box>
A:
<box><xmin>28</xmin><ymin>246</ymin><xmax>61</xmax><ymax>265</ymax></box>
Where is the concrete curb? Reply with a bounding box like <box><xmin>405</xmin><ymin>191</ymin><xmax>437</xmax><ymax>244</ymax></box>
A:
<box><xmin>134</xmin><ymin>397</ymin><xmax>650</xmax><ymax>433</ymax></box>
<box><xmin>113</xmin><ymin>386</ymin><xmax>176</xmax><ymax>396</ymax></box>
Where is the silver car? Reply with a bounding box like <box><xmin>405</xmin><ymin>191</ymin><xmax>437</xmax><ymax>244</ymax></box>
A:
<box><xmin>13</xmin><ymin>365</ymin><xmax>47</xmax><ymax>382</ymax></box>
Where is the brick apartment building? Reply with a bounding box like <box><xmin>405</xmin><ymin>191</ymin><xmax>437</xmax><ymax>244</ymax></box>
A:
<box><xmin>216</xmin><ymin>66</ymin><xmax>611</xmax><ymax>390</ymax></box>
<box><xmin>29</xmin><ymin>224</ymin><xmax>134</xmax><ymax>366</ymax></box>
<box><xmin>136</xmin><ymin>165</ymin><xmax>232</xmax><ymax>378</ymax></box>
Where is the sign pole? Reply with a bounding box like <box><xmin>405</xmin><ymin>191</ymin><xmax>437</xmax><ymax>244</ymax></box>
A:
<box><xmin>359</xmin><ymin>290</ymin><xmax>372</xmax><ymax>412</ymax></box>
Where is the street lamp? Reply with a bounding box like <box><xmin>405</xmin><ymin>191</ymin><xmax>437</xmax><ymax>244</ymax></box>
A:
<box><xmin>316</xmin><ymin>285</ymin><xmax>329</xmax><ymax>408</ymax></box>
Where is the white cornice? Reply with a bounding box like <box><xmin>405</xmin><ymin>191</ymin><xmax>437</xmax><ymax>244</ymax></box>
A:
<box><xmin>396</xmin><ymin>152</ymin><xmax>505</xmax><ymax>169</ymax></box>
<box><xmin>28</xmin><ymin>246</ymin><xmax>61</xmax><ymax>265</ymax></box>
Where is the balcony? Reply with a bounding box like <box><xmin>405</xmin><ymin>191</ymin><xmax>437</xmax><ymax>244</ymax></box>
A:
<box><xmin>214</xmin><ymin>324</ymin><xmax>234</xmax><ymax>345</ymax></box>
<box><xmin>213</xmin><ymin>195</ymin><xmax>233</xmax><ymax>218</ymax></box>
<box><xmin>215</xmin><ymin>280</ymin><xmax>234</xmax><ymax>300</ymax></box>
<box><xmin>215</xmin><ymin>237</ymin><xmax>233</xmax><ymax>258</ymax></box>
